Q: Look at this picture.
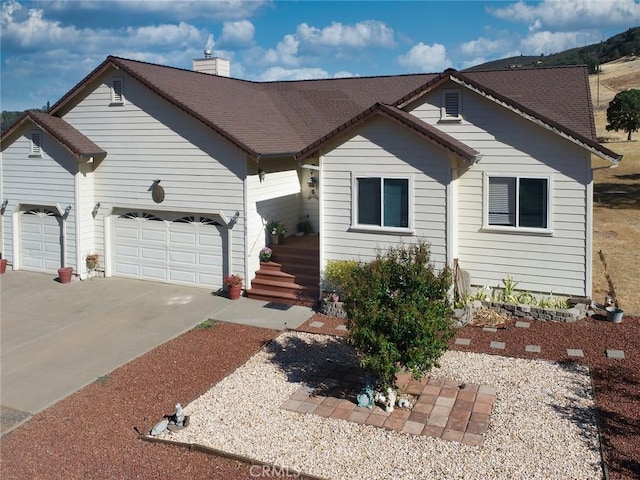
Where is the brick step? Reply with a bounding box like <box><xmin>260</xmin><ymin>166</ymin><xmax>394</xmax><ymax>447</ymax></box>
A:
<box><xmin>254</xmin><ymin>267</ymin><xmax>297</xmax><ymax>284</ymax></box>
<box><xmin>247</xmin><ymin>287</ymin><xmax>317</xmax><ymax>307</ymax></box>
<box><xmin>250</xmin><ymin>277</ymin><xmax>307</xmax><ymax>295</ymax></box>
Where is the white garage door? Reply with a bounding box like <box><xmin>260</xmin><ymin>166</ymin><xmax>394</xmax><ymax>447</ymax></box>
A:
<box><xmin>113</xmin><ymin>212</ymin><xmax>224</xmax><ymax>288</ymax></box>
<box><xmin>20</xmin><ymin>208</ymin><xmax>62</xmax><ymax>273</ymax></box>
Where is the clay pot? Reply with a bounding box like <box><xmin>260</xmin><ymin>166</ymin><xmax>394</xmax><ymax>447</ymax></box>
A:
<box><xmin>0</xmin><ymin>258</ymin><xmax>7</xmax><ymax>274</ymax></box>
<box><xmin>228</xmin><ymin>284</ymin><xmax>242</xmax><ymax>300</ymax></box>
<box><xmin>58</xmin><ymin>267</ymin><xmax>73</xmax><ymax>283</ymax></box>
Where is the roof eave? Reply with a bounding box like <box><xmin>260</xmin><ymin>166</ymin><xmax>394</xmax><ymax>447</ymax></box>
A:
<box><xmin>448</xmin><ymin>74</ymin><xmax>621</xmax><ymax>165</ymax></box>
<box><xmin>298</xmin><ymin>102</ymin><xmax>480</xmax><ymax>163</ymax></box>
<box><xmin>106</xmin><ymin>57</ymin><xmax>259</xmax><ymax>159</ymax></box>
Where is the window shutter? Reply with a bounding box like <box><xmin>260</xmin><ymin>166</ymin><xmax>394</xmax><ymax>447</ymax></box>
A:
<box><xmin>489</xmin><ymin>177</ymin><xmax>515</xmax><ymax>226</ymax></box>
<box><xmin>444</xmin><ymin>91</ymin><xmax>460</xmax><ymax>117</ymax></box>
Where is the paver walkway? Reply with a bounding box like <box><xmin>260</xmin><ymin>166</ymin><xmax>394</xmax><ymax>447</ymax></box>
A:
<box><xmin>281</xmin><ymin>364</ymin><xmax>495</xmax><ymax>446</ymax></box>
<box><xmin>301</xmin><ymin>318</ymin><xmax>626</xmax><ymax>361</ymax></box>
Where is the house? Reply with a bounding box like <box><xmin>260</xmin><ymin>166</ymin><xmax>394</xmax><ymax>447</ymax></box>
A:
<box><xmin>0</xmin><ymin>54</ymin><xmax>621</xmax><ymax>304</ymax></box>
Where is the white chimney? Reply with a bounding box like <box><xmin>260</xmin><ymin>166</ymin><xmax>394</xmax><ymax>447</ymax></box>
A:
<box><xmin>193</xmin><ymin>50</ymin><xmax>230</xmax><ymax>77</ymax></box>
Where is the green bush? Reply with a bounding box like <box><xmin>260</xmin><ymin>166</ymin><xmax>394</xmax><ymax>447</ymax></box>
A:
<box><xmin>322</xmin><ymin>259</ymin><xmax>360</xmax><ymax>295</ymax></box>
<box><xmin>342</xmin><ymin>241</ymin><xmax>454</xmax><ymax>389</ymax></box>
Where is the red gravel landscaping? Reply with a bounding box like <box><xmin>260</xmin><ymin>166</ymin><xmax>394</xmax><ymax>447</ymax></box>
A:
<box><xmin>1</xmin><ymin>313</ymin><xmax>638</xmax><ymax>479</ymax></box>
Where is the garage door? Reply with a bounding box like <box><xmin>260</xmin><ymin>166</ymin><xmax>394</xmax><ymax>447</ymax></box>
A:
<box><xmin>113</xmin><ymin>212</ymin><xmax>224</xmax><ymax>288</ymax></box>
<box><xmin>20</xmin><ymin>208</ymin><xmax>62</xmax><ymax>273</ymax></box>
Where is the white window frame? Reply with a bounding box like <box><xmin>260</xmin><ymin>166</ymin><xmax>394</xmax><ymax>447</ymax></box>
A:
<box><xmin>483</xmin><ymin>172</ymin><xmax>553</xmax><ymax>235</ymax></box>
<box><xmin>110</xmin><ymin>77</ymin><xmax>125</xmax><ymax>105</ymax></box>
<box><xmin>351</xmin><ymin>173</ymin><xmax>413</xmax><ymax>234</ymax></box>
<box><xmin>440</xmin><ymin>89</ymin><xmax>462</xmax><ymax>121</ymax></box>
<box><xmin>30</xmin><ymin>129</ymin><xmax>42</xmax><ymax>157</ymax></box>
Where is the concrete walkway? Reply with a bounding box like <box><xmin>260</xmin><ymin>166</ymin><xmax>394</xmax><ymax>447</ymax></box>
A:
<box><xmin>1</xmin><ymin>271</ymin><xmax>312</xmax><ymax>433</ymax></box>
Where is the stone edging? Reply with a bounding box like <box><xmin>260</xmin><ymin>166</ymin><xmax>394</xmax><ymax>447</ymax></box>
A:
<box><xmin>453</xmin><ymin>300</ymin><xmax>587</xmax><ymax>326</ymax></box>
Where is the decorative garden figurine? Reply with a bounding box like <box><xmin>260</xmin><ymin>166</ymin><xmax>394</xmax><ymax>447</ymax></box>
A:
<box><xmin>174</xmin><ymin>403</ymin><xmax>185</xmax><ymax>426</ymax></box>
<box><xmin>356</xmin><ymin>375</ymin><xmax>376</xmax><ymax>408</ymax></box>
<box><xmin>385</xmin><ymin>387</ymin><xmax>397</xmax><ymax>413</ymax></box>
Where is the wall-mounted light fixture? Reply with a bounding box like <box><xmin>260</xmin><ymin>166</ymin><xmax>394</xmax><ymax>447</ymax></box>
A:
<box><xmin>307</xmin><ymin>176</ymin><xmax>317</xmax><ymax>189</ymax></box>
<box><xmin>64</xmin><ymin>205</ymin><xmax>73</xmax><ymax>216</ymax></box>
<box><xmin>92</xmin><ymin>202</ymin><xmax>101</xmax><ymax>217</ymax></box>
<box><xmin>1</xmin><ymin>199</ymin><xmax>8</xmax><ymax>214</ymax></box>
<box><xmin>258</xmin><ymin>168</ymin><xmax>266</xmax><ymax>183</ymax></box>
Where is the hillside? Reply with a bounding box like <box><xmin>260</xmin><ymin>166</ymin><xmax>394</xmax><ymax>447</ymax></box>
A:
<box><xmin>466</xmin><ymin>27</ymin><xmax>640</xmax><ymax>72</ymax></box>
<box><xmin>590</xmin><ymin>55</ymin><xmax>640</xmax><ymax>314</ymax></box>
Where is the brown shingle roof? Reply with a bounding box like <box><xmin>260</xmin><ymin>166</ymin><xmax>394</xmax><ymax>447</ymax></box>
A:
<box><xmin>1</xmin><ymin>110</ymin><xmax>106</xmax><ymax>159</ymax></box>
<box><xmin>45</xmin><ymin>56</ymin><xmax>619</xmax><ymax>163</ymax></box>
<box><xmin>298</xmin><ymin>103</ymin><xmax>482</xmax><ymax>163</ymax></box>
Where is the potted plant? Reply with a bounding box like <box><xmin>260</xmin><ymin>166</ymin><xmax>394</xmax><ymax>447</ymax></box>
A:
<box><xmin>58</xmin><ymin>266</ymin><xmax>73</xmax><ymax>283</ymax></box>
<box><xmin>259</xmin><ymin>247</ymin><xmax>273</xmax><ymax>262</ymax></box>
<box><xmin>267</xmin><ymin>221</ymin><xmax>287</xmax><ymax>245</ymax></box>
<box><xmin>297</xmin><ymin>215</ymin><xmax>314</xmax><ymax>236</ymax></box>
<box><xmin>223</xmin><ymin>274</ymin><xmax>243</xmax><ymax>300</ymax></box>
<box><xmin>86</xmin><ymin>253</ymin><xmax>100</xmax><ymax>272</ymax></box>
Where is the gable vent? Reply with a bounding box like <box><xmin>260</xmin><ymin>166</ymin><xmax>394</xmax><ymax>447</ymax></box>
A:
<box><xmin>111</xmin><ymin>77</ymin><xmax>124</xmax><ymax>104</ymax></box>
<box><xmin>30</xmin><ymin>130</ymin><xmax>42</xmax><ymax>156</ymax></box>
<box><xmin>444</xmin><ymin>91</ymin><xmax>460</xmax><ymax>118</ymax></box>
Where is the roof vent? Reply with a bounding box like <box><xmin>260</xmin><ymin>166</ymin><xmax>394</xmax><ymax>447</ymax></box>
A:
<box><xmin>204</xmin><ymin>49</ymin><xmax>212</xmax><ymax>59</ymax></box>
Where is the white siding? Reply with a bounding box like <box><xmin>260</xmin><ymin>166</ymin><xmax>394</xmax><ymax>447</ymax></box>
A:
<box><xmin>246</xmin><ymin>162</ymin><xmax>302</xmax><ymax>279</ymax></box>
<box><xmin>322</xmin><ymin>117</ymin><xmax>450</xmax><ymax>271</ymax></box>
<box><xmin>61</xmin><ymin>68</ymin><xmax>247</xmax><ymax>280</ymax></box>
<box><xmin>1</xmin><ymin>128</ymin><xmax>77</xmax><ymax>269</ymax></box>
<box><xmin>77</xmin><ymin>162</ymin><xmax>96</xmax><ymax>276</ymax></box>
<box><xmin>410</xmin><ymin>84</ymin><xmax>591</xmax><ymax>296</ymax></box>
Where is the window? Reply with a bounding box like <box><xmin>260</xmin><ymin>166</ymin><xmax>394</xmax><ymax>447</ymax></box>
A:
<box><xmin>30</xmin><ymin>130</ymin><xmax>42</xmax><ymax>156</ymax></box>
<box><xmin>111</xmin><ymin>77</ymin><xmax>125</xmax><ymax>104</ymax></box>
<box><xmin>353</xmin><ymin>176</ymin><xmax>411</xmax><ymax>230</ymax></box>
<box><xmin>487</xmin><ymin>176</ymin><xmax>549</xmax><ymax>230</ymax></box>
<box><xmin>441</xmin><ymin>89</ymin><xmax>462</xmax><ymax>120</ymax></box>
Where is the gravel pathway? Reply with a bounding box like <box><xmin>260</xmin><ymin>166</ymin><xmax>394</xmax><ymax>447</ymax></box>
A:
<box><xmin>0</xmin><ymin>314</ymin><xmax>637</xmax><ymax>479</ymax></box>
<box><xmin>162</xmin><ymin>331</ymin><xmax>602</xmax><ymax>480</ymax></box>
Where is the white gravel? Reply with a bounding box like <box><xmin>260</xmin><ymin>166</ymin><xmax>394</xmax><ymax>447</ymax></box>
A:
<box><xmin>161</xmin><ymin>332</ymin><xmax>602</xmax><ymax>480</ymax></box>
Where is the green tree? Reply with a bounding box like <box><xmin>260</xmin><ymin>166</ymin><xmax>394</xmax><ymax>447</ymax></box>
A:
<box><xmin>606</xmin><ymin>89</ymin><xmax>640</xmax><ymax>141</ymax></box>
<box><xmin>342</xmin><ymin>241</ymin><xmax>453</xmax><ymax>389</ymax></box>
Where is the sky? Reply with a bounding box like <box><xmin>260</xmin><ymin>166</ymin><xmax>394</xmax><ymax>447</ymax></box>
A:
<box><xmin>1</xmin><ymin>0</ymin><xmax>639</xmax><ymax>112</ymax></box>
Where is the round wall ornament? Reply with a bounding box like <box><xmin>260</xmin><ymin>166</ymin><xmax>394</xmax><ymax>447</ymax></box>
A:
<box><xmin>152</xmin><ymin>183</ymin><xmax>165</xmax><ymax>203</ymax></box>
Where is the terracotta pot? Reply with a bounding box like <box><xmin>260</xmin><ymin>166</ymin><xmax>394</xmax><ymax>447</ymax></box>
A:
<box><xmin>0</xmin><ymin>258</ymin><xmax>7</xmax><ymax>274</ymax></box>
<box><xmin>58</xmin><ymin>267</ymin><xmax>73</xmax><ymax>284</ymax></box>
<box><xmin>228</xmin><ymin>284</ymin><xmax>242</xmax><ymax>300</ymax></box>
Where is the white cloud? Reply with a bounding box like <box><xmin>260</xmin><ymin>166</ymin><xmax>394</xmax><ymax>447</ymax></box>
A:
<box><xmin>397</xmin><ymin>43</ymin><xmax>451</xmax><ymax>72</ymax></box>
<box><xmin>333</xmin><ymin>71</ymin><xmax>358</xmax><ymax>78</ymax></box>
<box><xmin>258</xmin><ymin>66</ymin><xmax>329</xmax><ymax>82</ymax></box>
<box><xmin>1</xmin><ymin>0</ymin><xmax>80</xmax><ymax>48</ymax></box>
<box><xmin>125</xmin><ymin>22</ymin><xmax>205</xmax><ymax>48</ymax></box>
<box><xmin>460</xmin><ymin>36</ymin><xmax>513</xmax><ymax>58</ymax></box>
<box><xmin>488</xmin><ymin>0</ymin><xmax>640</xmax><ymax>32</ymax></box>
<box><xmin>296</xmin><ymin>20</ymin><xmax>395</xmax><ymax>49</ymax></box>
<box><xmin>262</xmin><ymin>34</ymin><xmax>301</xmax><ymax>67</ymax></box>
<box><xmin>220</xmin><ymin>19</ymin><xmax>255</xmax><ymax>47</ymax></box>
<box><xmin>520</xmin><ymin>30</ymin><xmax>601</xmax><ymax>55</ymax></box>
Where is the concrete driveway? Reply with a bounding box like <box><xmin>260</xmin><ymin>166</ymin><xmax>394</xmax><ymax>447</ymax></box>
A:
<box><xmin>0</xmin><ymin>271</ymin><xmax>312</xmax><ymax>434</ymax></box>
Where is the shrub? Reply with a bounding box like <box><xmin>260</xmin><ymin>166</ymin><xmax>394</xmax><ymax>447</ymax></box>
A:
<box><xmin>342</xmin><ymin>241</ymin><xmax>454</xmax><ymax>389</ymax></box>
<box><xmin>322</xmin><ymin>259</ymin><xmax>360</xmax><ymax>295</ymax></box>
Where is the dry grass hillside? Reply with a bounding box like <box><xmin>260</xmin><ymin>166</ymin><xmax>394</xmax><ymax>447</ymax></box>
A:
<box><xmin>589</xmin><ymin>56</ymin><xmax>640</xmax><ymax>314</ymax></box>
